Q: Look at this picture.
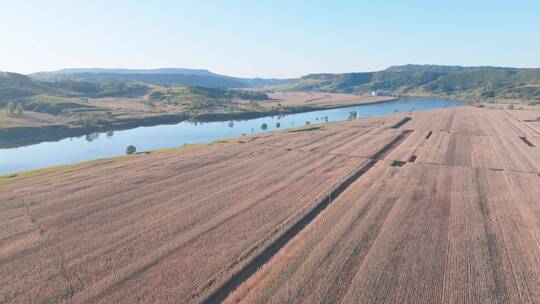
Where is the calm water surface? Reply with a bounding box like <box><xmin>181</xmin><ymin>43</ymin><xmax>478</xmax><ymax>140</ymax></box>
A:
<box><xmin>0</xmin><ymin>97</ymin><xmax>463</xmax><ymax>174</ymax></box>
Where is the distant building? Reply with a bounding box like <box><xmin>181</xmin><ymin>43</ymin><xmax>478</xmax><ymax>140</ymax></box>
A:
<box><xmin>371</xmin><ymin>90</ymin><xmax>391</xmax><ymax>97</ymax></box>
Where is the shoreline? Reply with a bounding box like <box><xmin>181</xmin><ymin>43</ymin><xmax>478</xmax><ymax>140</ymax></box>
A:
<box><xmin>0</xmin><ymin>99</ymin><xmax>465</xmax><ymax>177</ymax></box>
<box><xmin>0</xmin><ymin>97</ymin><xmax>397</xmax><ymax>149</ymax></box>
<box><xmin>0</xmin><ymin>104</ymin><xmax>411</xmax><ymax>179</ymax></box>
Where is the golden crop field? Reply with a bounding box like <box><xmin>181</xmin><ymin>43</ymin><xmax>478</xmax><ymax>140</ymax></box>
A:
<box><xmin>1</xmin><ymin>105</ymin><xmax>540</xmax><ymax>303</ymax></box>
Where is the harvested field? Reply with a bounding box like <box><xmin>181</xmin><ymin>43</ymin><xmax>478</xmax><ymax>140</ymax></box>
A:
<box><xmin>0</xmin><ymin>111</ymin><xmax>73</xmax><ymax>128</ymax></box>
<box><xmin>86</xmin><ymin>97</ymin><xmax>154</xmax><ymax>112</ymax></box>
<box><xmin>2</xmin><ymin>105</ymin><xmax>540</xmax><ymax>303</ymax></box>
<box><xmin>264</xmin><ymin>92</ymin><xmax>394</xmax><ymax>108</ymax></box>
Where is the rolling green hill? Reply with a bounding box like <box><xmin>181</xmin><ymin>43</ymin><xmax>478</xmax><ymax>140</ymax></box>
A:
<box><xmin>0</xmin><ymin>72</ymin><xmax>47</xmax><ymax>101</ymax></box>
<box><xmin>384</xmin><ymin>64</ymin><xmax>522</xmax><ymax>73</ymax></box>
<box><xmin>0</xmin><ymin>72</ymin><xmax>149</xmax><ymax>107</ymax></box>
<box><xmin>0</xmin><ymin>68</ymin><xmax>280</xmax><ymax>110</ymax></box>
<box><xmin>0</xmin><ymin>71</ymin><xmax>270</xmax><ymax>118</ymax></box>
<box><xmin>283</xmin><ymin>65</ymin><xmax>540</xmax><ymax>102</ymax></box>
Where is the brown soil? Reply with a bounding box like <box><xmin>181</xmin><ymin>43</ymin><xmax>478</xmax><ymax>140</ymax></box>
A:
<box><xmin>86</xmin><ymin>97</ymin><xmax>155</xmax><ymax>112</ymax></box>
<box><xmin>1</xmin><ymin>105</ymin><xmax>540</xmax><ymax>303</ymax></box>
<box><xmin>0</xmin><ymin>111</ymin><xmax>73</xmax><ymax>128</ymax></box>
<box><xmin>264</xmin><ymin>92</ymin><xmax>395</xmax><ymax>108</ymax></box>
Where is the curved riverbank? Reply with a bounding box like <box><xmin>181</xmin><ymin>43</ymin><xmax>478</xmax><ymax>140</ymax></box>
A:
<box><xmin>0</xmin><ymin>98</ymin><xmax>397</xmax><ymax>148</ymax></box>
<box><xmin>0</xmin><ymin>97</ymin><xmax>462</xmax><ymax>174</ymax></box>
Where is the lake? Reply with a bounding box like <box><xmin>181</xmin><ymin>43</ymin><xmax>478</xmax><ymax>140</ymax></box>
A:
<box><xmin>0</xmin><ymin>97</ymin><xmax>463</xmax><ymax>174</ymax></box>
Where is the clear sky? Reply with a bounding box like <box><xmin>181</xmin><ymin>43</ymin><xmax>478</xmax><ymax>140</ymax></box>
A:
<box><xmin>1</xmin><ymin>0</ymin><xmax>539</xmax><ymax>78</ymax></box>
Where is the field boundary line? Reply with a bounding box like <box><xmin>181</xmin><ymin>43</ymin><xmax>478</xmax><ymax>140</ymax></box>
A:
<box><xmin>202</xmin><ymin>130</ymin><xmax>413</xmax><ymax>303</ymax></box>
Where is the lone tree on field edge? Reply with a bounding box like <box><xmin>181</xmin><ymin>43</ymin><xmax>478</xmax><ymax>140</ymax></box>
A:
<box><xmin>5</xmin><ymin>102</ymin><xmax>14</xmax><ymax>115</ymax></box>
<box><xmin>126</xmin><ymin>145</ymin><xmax>137</xmax><ymax>155</ymax></box>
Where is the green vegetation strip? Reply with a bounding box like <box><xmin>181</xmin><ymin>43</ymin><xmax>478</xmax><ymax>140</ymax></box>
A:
<box><xmin>287</xmin><ymin>126</ymin><xmax>323</xmax><ymax>133</ymax></box>
<box><xmin>391</xmin><ymin>117</ymin><xmax>412</xmax><ymax>129</ymax></box>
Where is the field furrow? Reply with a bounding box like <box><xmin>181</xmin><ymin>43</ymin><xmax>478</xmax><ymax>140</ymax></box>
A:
<box><xmin>2</xmin><ymin>106</ymin><xmax>540</xmax><ymax>303</ymax></box>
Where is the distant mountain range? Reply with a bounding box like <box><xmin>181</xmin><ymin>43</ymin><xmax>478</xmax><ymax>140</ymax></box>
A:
<box><xmin>36</xmin><ymin>68</ymin><xmax>215</xmax><ymax>75</ymax></box>
<box><xmin>30</xmin><ymin>68</ymin><xmax>293</xmax><ymax>88</ymax></box>
<box><xmin>1</xmin><ymin>65</ymin><xmax>540</xmax><ymax>104</ymax></box>
<box><xmin>383</xmin><ymin>64</ymin><xmax>525</xmax><ymax>73</ymax></box>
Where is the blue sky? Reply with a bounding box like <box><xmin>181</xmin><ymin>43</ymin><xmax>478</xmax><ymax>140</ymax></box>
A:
<box><xmin>1</xmin><ymin>0</ymin><xmax>539</xmax><ymax>77</ymax></box>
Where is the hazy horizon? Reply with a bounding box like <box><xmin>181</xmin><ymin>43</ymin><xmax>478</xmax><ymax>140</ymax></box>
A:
<box><xmin>8</xmin><ymin>63</ymin><xmax>539</xmax><ymax>79</ymax></box>
<box><xmin>1</xmin><ymin>0</ymin><xmax>540</xmax><ymax>78</ymax></box>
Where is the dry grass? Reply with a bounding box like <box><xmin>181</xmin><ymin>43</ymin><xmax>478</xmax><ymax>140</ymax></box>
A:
<box><xmin>263</xmin><ymin>92</ymin><xmax>394</xmax><ymax>109</ymax></box>
<box><xmin>2</xmin><ymin>105</ymin><xmax>540</xmax><ymax>303</ymax></box>
<box><xmin>0</xmin><ymin>95</ymin><xmax>156</xmax><ymax>130</ymax></box>
<box><xmin>227</xmin><ymin>106</ymin><xmax>540</xmax><ymax>304</ymax></box>
<box><xmin>86</xmin><ymin>97</ymin><xmax>154</xmax><ymax>112</ymax></box>
<box><xmin>0</xmin><ymin>111</ymin><xmax>73</xmax><ymax>128</ymax></box>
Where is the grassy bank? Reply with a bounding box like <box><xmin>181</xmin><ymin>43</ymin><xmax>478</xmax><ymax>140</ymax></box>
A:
<box><xmin>0</xmin><ymin>94</ymin><xmax>395</xmax><ymax>148</ymax></box>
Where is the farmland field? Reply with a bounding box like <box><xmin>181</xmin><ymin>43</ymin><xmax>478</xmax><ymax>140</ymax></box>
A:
<box><xmin>1</xmin><ymin>105</ymin><xmax>540</xmax><ymax>303</ymax></box>
<box><xmin>263</xmin><ymin>92</ymin><xmax>394</xmax><ymax>108</ymax></box>
<box><xmin>0</xmin><ymin>97</ymin><xmax>460</xmax><ymax>174</ymax></box>
<box><xmin>0</xmin><ymin>85</ymin><xmax>394</xmax><ymax>149</ymax></box>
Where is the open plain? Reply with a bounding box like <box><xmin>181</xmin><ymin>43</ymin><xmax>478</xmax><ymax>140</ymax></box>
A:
<box><xmin>264</xmin><ymin>91</ymin><xmax>394</xmax><ymax>109</ymax></box>
<box><xmin>1</xmin><ymin>105</ymin><xmax>540</xmax><ymax>303</ymax></box>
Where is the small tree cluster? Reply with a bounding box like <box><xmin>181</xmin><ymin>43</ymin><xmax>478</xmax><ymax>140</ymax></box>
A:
<box><xmin>5</xmin><ymin>102</ymin><xmax>24</xmax><ymax>116</ymax></box>
<box><xmin>5</xmin><ymin>102</ymin><xmax>14</xmax><ymax>115</ymax></box>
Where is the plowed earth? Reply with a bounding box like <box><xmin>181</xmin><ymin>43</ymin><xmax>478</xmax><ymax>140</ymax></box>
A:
<box><xmin>1</xmin><ymin>106</ymin><xmax>539</xmax><ymax>303</ymax></box>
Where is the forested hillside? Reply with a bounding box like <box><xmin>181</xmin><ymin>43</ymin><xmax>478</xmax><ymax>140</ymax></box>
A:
<box><xmin>284</xmin><ymin>65</ymin><xmax>540</xmax><ymax>101</ymax></box>
<box><xmin>0</xmin><ymin>72</ymin><xmax>148</xmax><ymax>107</ymax></box>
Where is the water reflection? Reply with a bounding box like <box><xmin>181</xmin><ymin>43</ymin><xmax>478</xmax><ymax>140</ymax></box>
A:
<box><xmin>0</xmin><ymin>97</ymin><xmax>463</xmax><ymax>174</ymax></box>
<box><xmin>85</xmin><ymin>132</ymin><xmax>100</xmax><ymax>142</ymax></box>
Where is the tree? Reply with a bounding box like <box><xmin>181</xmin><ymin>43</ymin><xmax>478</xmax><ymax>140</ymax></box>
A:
<box><xmin>126</xmin><ymin>145</ymin><xmax>137</xmax><ymax>155</ymax></box>
<box><xmin>261</xmin><ymin>123</ymin><xmax>268</xmax><ymax>130</ymax></box>
<box><xmin>5</xmin><ymin>102</ymin><xmax>14</xmax><ymax>115</ymax></box>
<box><xmin>15</xmin><ymin>103</ymin><xmax>23</xmax><ymax>115</ymax></box>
